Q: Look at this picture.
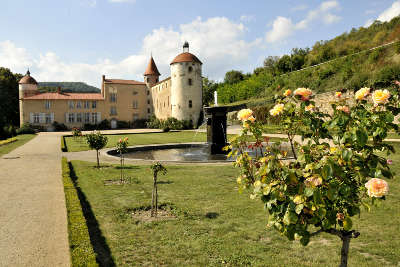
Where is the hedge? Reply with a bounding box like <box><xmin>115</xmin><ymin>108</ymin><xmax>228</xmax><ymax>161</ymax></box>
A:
<box><xmin>0</xmin><ymin>137</ymin><xmax>17</xmax><ymax>146</ymax></box>
<box><xmin>61</xmin><ymin>157</ymin><xmax>98</xmax><ymax>266</ymax></box>
<box><xmin>61</xmin><ymin>136</ymin><xmax>68</xmax><ymax>152</ymax></box>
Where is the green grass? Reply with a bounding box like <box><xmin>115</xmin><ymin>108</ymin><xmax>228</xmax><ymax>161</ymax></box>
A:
<box><xmin>61</xmin><ymin>157</ymin><xmax>98</xmax><ymax>267</ymax></box>
<box><xmin>0</xmin><ymin>134</ymin><xmax>36</xmax><ymax>156</ymax></box>
<box><xmin>64</xmin><ymin>131</ymin><xmax>285</xmax><ymax>152</ymax></box>
<box><xmin>69</xmin><ymin>143</ymin><xmax>400</xmax><ymax>266</ymax></box>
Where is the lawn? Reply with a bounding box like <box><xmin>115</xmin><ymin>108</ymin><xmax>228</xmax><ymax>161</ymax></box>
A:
<box><xmin>68</xmin><ymin>143</ymin><xmax>400</xmax><ymax>266</ymax></box>
<box><xmin>0</xmin><ymin>134</ymin><xmax>36</xmax><ymax>156</ymax></box>
<box><xmin>64</xmin><ymin>131</ymin><xmax>285</xmax><ymax>152</ymax></box>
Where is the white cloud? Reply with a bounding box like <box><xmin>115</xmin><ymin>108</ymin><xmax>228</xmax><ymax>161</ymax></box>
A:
<box><xmin>108</xmin><ymin>0</ymin><xmax>136</xmax><ymax>3</ymax></box>
<box><xmin>266</xmin><ymin>0</ymin><xmax>341</xmax><ymax>43</ymax></box>
<box><xmin>0</xmin><ymin>17</ymin><xmax>260</xmax><ymax>87</ymax></box>
<box><xmin>365</xmin><ymin>1</ymin><xmax>400</xmax><ymax>27</ymax></box>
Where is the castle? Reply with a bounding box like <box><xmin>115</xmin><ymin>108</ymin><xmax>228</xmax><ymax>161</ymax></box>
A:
<box><xmin>18</xmin><ymin>42</ymin><xmax>203</xmax><ymax>130</ymax></box>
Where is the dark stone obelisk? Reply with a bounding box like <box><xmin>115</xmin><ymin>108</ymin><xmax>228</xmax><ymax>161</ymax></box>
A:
<box><xmin>204</xmin><ymin>106</ymin><xmax>229</xmax><ymax>154</ymax></box>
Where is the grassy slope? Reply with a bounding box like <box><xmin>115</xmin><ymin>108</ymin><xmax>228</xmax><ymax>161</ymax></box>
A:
<box><xmin>70</xmin><ymin>143</ymin><xmax>400</xmax><ymax>266</ymax></box>
<box><xmin>0</xmin><ymin>134</ymin><xmax>36</xmax><ymax>156</ymax></box>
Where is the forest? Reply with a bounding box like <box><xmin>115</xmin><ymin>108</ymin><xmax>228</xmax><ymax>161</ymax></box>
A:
<box><xmin>203</xmin><ymin>16</ymin><xmax>400</xmax><ymax>106</ymax></box>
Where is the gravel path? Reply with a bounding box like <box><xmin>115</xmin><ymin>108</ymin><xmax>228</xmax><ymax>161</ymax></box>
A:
<box><xmin>0</xmin><ymin>133</ymin><xmax>70</xmax><ymax>267</ymax></box>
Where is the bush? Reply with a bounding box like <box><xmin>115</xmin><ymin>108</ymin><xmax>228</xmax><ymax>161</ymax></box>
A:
<box><xmin>61</xmin><ymin>157</ymin><xmax>98</xmax><ymax>267</ymax></box>
<box><xmin>61</xmin><ymin>136</ymin><xmax>67</xmax><ymax>152</ymax></box>
<box><xmin>131</xmin><ymin>119</ymin><xmax>148</xmax><ymax>128</ymax></box>
<box><xmin>117</xmin><ymin>120</ymin><xmax>129</xmax><ymax>129</ymax></box>
<box><xmin>147</xmin><ymin>116</ymin><xmax>193</xmax><ymax>130</ymax></box>
<box><xmin>52</xmin><ymin>121</ymin><xmax>68</xmax><ymax>131</ymax></box>
<box><xmin>1</xmin><ymin>125</ymin><xmax>17</xmax><ymax>139</ymax></box>
<box><xmin>97</xmin><ymin>119</ymin><xmax>110</xmax><ymax>130</ymax></box>
<box><xmin>16</xmin><ymin>123</ymin><xmax>36</xmax><ymax>135</ymax></box>
<box><xmin>373</xmin><ymin>64</ymin><xmax>400</xmax><ymax>88</ymax></box>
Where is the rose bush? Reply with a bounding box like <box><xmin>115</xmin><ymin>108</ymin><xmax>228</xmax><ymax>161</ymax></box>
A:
<box><xmin>228</xmin><ymin>84</ymin><xmax>400</xmax><ymax>267</ymax></box>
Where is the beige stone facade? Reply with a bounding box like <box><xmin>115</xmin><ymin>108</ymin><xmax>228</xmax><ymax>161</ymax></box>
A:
<box><xmin>19</xmin><ymin>43</ymin><xmax>203</xmax><ymax>130</ymax></box>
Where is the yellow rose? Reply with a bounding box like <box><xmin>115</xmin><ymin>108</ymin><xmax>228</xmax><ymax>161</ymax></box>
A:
<box><xmin>330</xmin><ymin>147</ymin><xmax>337</xmax><ymax>154</ymax></box>
<box><xmin>304</xmin><ymin>175</ymin><xmax>322</xmax><ymax>187</ymax></box>
<box><xmin>294</xmin><ymin>88</ymin><xmax>313</xmax><ymax>101</ymax></box>
<box><xmin>243</xmin><ymin>121</ymin><xmax>250</xmax><ymax>129</ymax></box>
<box><xmin>355</xmin><ymin>87</ymin><xmax>370</xmax><ymax>101</ymax></box>
<box><xmin>365</xmin><ymin>178</ymin><xmax>389</xmax><ymax>198</ymax></box>
<box><xmin>305</xmin><ymin>104</ymin><xmax>314</xmax><ymax>112</ymax></box>
<box><xmin>293</xmin><ymin>195</ymin><xmax>303</xmax><ymax>204</ymax></box>
<box><xmin>269</xmin><ymin>103</ymin><xmax>284</xmax><ymax>116</ymax></box>
<box><xmin>284</xmin><ymin>89</ymin><xmax>292</xmax><ymax>96</ymax></box>
<box><xmin>237</xmin><ymin>109</ymin><xmax>253</xmax><ymax>121</ymax></box>
<box><xmin>248</xmin><ymin>116</ymin><xmax>256</xmax><ymax>123</ymax></box>
<box><xmin>372</xmin><ymin>89</ymin><xmax>390</xmax><ymax>105</ymax></box>
<box><xmin>254</xmin><ymin>180</ymin><xmax>262</xmax><ymax>188</ymax></box>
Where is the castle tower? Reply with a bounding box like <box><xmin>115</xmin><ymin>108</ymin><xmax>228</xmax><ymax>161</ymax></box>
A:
<box><xmin>19</xmin><ymin>69</ymin><xmax>39</xmax><ymax>126</ymax></box>
<box><xmin>144</xmin><ymin>56</ymin><xmax>161</xmax><ymax>88</ymax></box>
<box><xmin>170</xmin><ymin>42</ymin><xmax>202</xmax><ymax>126</ymax></box>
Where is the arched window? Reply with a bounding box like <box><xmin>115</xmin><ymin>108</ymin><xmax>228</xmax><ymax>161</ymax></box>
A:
<box><xmin>189</xmin><ymin>100</ymin><xmax>192</xmax><ymax>108</ymax></box>
<box><xmin>188</xmin><ymin>66</ymin><xmax>193</xmax><ymax>73</ymax></box>
<box><xmin>188</xmin><ymin>78</ymin><xmax>192</xmax><ymax>86</ymax></box>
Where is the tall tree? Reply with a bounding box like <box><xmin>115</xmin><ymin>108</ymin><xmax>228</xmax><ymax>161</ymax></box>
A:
<box><xmin>0</xmin><ymin>67</ymin><xmax>21</xmax><ymax>131</ymax></box>
<box><xmin>224</xmin><ymin>70</ymin><xmax>244</xmax><ymax>85</ymax></box>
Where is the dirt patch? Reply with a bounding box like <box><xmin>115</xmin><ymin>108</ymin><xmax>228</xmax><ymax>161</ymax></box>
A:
<box><xmin>104</xmin><ymin>177</ymin><xmax>139</xmax><ymax>185</ymax></box>
<box><xmin>131</xmin><ymin>207</ymin><xmax>177</xmax><ymax>223</ymax></box>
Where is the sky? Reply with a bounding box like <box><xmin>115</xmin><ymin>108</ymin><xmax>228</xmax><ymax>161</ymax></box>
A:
<box><xmin>1</xmin><ymin>0</ymin><xmax>400</xmax><ymax>88</ymax></box>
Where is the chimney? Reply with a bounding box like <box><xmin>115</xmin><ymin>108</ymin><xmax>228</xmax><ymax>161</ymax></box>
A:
<box><xmin>57</xmin><ymin>86</ymin><xmax>61</xmax><ymax>94</ymax></box>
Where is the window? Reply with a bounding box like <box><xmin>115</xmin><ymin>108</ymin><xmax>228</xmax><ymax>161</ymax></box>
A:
<box><xmin>110</xmin><ymin>92</ymin><xmax>117</xmax><ymax>102</ymax></box>
<box><xmin>68</xmin><ymin>113</ymin><xmax>75</xmax><ymax>123</ymax></box>
<box><xmin>76</xmin><ymin>101</ymin><xmax>82</xmax><ymax>109</ymax></box>
<box><xmin>188</xmin><ymin>79</ymin><xmax>192</xmax><ymax>86</ymax></box>
<box><xmin>188</xmin><ymin>66</ymin><xmax>193</xmax><ymax>73</ymax></box>
<box><xmin>92</xmin><ymin>101</ymin><xmax>97</xmax><ymax>109</ymax></box>
<box><xmin>110</xmin><ymin>106</ymin><xmax>117</xmax><ymax>115</ymax></box>
<box><xmin>84</xmin><ymin>113</ymin><xmax>90</xmax><ymax>123</ymax></box>
<box><xmin>68</xmin><ymin>101</ymin><xmax>74</xmax><ymax>109</ymax></box>
<box><xmin>132</xmin><ymin>100</ymin><xmax>138</xmax><ymax>109</ymax></box>
<box><xmin>189</xmin><ymin>100</ymin><xmax>193</xmax><ymax>108</ymax></box>
<box><xmin>147</xmin><ymin>90</ymin><xmax>150</xmax><ymax>96</ymax></box>
<box><xmin>45</xmin><ymin>101</ymin><xmax>51</xmax><ymax>109</ymax></box>
<box><xmin>147</xmin><ymin>108</ymin><xmax>151</xmax><ymax>114</ymax></box>
<box><xmin>91</xmin><ymin>113</ymin><xmax>97</xmax><ymax>124</ymax></box>
<box><xmin>33</xmin><ymin>113</ymin><xmax>40</xmax><ymax>123</ymax></box>
<box><xmin>147</xmin><ymin>99</ymin><xmax>150</xmax><ymax>105</ymax></box>
<box><xmin>45</xmin><ymin>113</ymin><xmax>51</xmax><ymax>124</ymax></box>
<box><xmin>133</xmin><ymin>113</ymin><xmax>139</xmax><ymax>120</ymax></box>
<box><xmin>168</xmin><ymin>96</ymin><xmax>170</xmax><ymax>106</ymax></box>
<box><xmin>84</xmin><ymin>101</ymin><xmax>90</xmax><ymax>109</ymax></box>
<box><xmin>76</xmin><ymin>113</ymin><xmax>82</xmax><ymax>123</ymax></box>
<box><xmin>133</xmin><ymin>91</ymin><xmax>138</xmax><ymax>95</ymax></box>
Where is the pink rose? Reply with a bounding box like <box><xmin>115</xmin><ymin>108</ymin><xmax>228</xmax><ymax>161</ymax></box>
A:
<box><xmin>365</xmin><ymin>178</ymin><xmax>389</xmax><ymax>198</ymax></box>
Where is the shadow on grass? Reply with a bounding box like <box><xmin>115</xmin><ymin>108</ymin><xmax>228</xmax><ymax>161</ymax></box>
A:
<box><xmin>205</xmin><ymin>212</ymin><xmax>219</xmax><ymax>219</ymax></box>
<box><xmin>68</xmin><ymin>162</ymin><xmax>116</xmax><ymax>267</ymax></box>
<box><xmin>157</xmin><ymin>180</ymin><xmax>173</xmax><ymax>184</ymax></box>
<box><xmin>114</xmin><ymin>165</ymin><xmax>140</xmax><ymax>170</ymax></box>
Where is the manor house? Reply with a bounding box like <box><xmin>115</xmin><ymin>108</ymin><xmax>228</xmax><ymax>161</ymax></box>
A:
<box><xmin>19</xmin><ymin>42</ymin><xmax>203</xmax><ymax>130</ymax></box>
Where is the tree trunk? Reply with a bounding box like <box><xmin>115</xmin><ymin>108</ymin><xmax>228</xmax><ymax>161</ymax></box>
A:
<box><xmin>151</xmin><ymin>174</ymin><xmax>157</xmax><ymax>217</ymax></box>
<box><xmin>120</xmin><ymin>150</ymin><xmax>123</xmax><ymax>182</ymax></box>
<box><xmin>155</xmin><ymin>178</ymin><xmax>158</xmax><ymax>217</ymax></box>
<box><xmin>288</xmin><ymin>133</ymin><xmax>297</xmax><ymax>159</ymax></box>
<box><xmin>339</xmin><ymin>233</ymin><xmax>351</xmax><ymax>267</ymax></box>
<box><xmin>96</xmin><ymin>150</ymin><xmax>100</xmax><ymax>168</ymax></box>
<box><xmin>151</xmin><ymin>180</ymin><xmax>155</xmax><ymax>216</ymax></box>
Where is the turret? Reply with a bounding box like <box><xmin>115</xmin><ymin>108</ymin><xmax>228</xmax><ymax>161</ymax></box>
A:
<box><xmin>144</xmin><ymin>56</ymin><xmax>161</xmax><ymax>88</ymax></box>
<box><xmin>19</xmin><ymin>69</ymin><xmax>39</xmax><ymax>126</ymax></box>
<box><xmin>170</xmin><ymin>42</ymin><xmax>202</xmax><ymax>126</ymax></box>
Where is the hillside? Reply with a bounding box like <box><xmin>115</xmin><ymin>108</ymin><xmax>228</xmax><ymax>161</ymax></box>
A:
<box><xmin>216</xmin><ymin>16</ymin><xmax>400</xmax><ymax>106</ymax></box>
<box><xmin>38</xmin><ymin>82</ymin><xmax>100</xmax><ymax>93</ymax></box>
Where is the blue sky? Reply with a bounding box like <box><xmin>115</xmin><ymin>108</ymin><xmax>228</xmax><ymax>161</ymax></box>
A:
<box><xmin>1</xmin><ymin>0</ymin><xmax>400</xmax><ymax>87</ymax></box>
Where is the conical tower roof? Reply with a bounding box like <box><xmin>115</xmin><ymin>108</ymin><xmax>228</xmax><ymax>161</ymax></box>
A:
<box><xmin>144</xmin><ymin>56</ymin><xmax>161</xmax><ymax>76</ymax></box>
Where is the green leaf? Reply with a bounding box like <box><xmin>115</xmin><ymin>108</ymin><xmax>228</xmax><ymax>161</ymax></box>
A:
<box><xmin>304</xmin><ymin>187</ymin><xmax>314</xmax><ymax>197</ymax></box>
<box><xmin>343</xmin><ymin>217</ymin><xmax>353</xmax><ymax>231</ymax></box>
<box><xmin>295</xmin><ymin>204</ymin><xmax>304</xmax><ymax>214</ymax></box>
<box><xmin>300</xmin><ymin>234</ymin><xmax>310</xmax><ymax>246</ymax></box>
<box><xmin>283</xmin><ymin>211</ymin><xmax>298</xmax><ymax>225</ymax></box>
<box><xmin>342</xmin><ymin>149</ymin><xmax>353</xmax><ymax>161</ymax></box>
<box><xmin>356</xmin><ymin>129</ymin><xmax>368</xmax><ymax>146</ymax></box>
<box><xmin>385</xmin><ymin>113</ymin><xmax>394</xmax><ymax>123</ymax></box>
<box><xmin>313</xmin><ymin>189</ymin><xmax>323</xmax><ymax>205</ymax></box>
<box><xmin>322</xmin><ymin>164</ymin><xmax>333</xmax><ymax>179</ymax></box>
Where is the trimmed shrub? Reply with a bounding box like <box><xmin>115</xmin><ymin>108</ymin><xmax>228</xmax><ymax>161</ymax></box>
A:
<box><xmin>0</xmin><ymin>137</ymin><xmax>17</xmax><ymax>146</ymax></box>
<box><xmin>16</xmin><ymin>123</ymin><xmax>36</xmax><ymax>135</ymax></box>
<box><xmin>61</xmin><ymin>157</ymin><xmax>98</xmax><ymax>267</ymax></box>
<box><xmin>117</xmin><ymin>120</ymin><xmax>129</xmax><ymax>129</ymax></box>
<box><xmin>61</xmin><ymin>136</ymin><xmax>67</xmax><ymax>152</ymax></box>
<box><xmin>131</xmin><ymin>119</ymin><xmax>148</xmax><ymax>128</ymax></box>
<box><xmin>53</xmin><ymin>121</ymin><xmax>68</xmax><ymax>131</ymax></box>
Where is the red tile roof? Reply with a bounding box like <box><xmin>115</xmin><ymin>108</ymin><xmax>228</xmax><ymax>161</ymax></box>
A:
<box><xmin>170</xmin><ymin>52</ymin><xmax>202</xmax><ymax>65</ymax></box>
<box><xmin>24</xmin><ymin>92</ymin><xmax>104</xmax><ymax>100</ymax></box>
<box><xmin>144</xmin><ymin>56</ymin><xmax>161</xmax><ymax>76</ymax></box>
<box><xmin>104</xmin><ymin>79</ymin><xmax>145</xmax><ymax>85</ymax></box>
<box><xmin>19</xmin><ymin>75</ymin><xmax>38</xmax><ymax>85</ymax></box>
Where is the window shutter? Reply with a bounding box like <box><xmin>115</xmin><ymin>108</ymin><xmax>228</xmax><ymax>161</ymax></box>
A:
<box><xmin>50</xmin><ymin>113</ymin><xmax>54</xmax><ymax>123</ymax></box>
<box><xmin>65</xmin><ymin>113</ymin><xmax>69</xmax><ymax>123</ymax></box>
<box><xmin>97</xmin><ymin>112</ymin><xmax>101</xmax><ymax>123</ymax></box>
<box><xmin>29</xmin><ymin>113</ymin><xmax>34</xmax><ymax>124</ymax></box>
<box><xmin>39</xmin><ymin>113</ymin><xmax>45</xmax><ymax>123</ymax></box>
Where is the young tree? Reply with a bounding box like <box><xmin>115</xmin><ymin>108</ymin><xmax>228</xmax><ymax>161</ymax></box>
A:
<box><xmin>230</xmin><ymin>85</ymin><xmax>399</xmax><ymax>267</ymax></box>
<box><xmin>150</xmin><ymin>162</ymin><xmax>167</xmax><ymax>217</ymax></box>
<box><xmin>85</xmin><ymin>131</ymin><xmax>108</xmax><ymax>168</ymax></box>
<box><xmin>116</xmin><ymin>137</ymin><xmax>128</xmax><ymax>182</ymax></box>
